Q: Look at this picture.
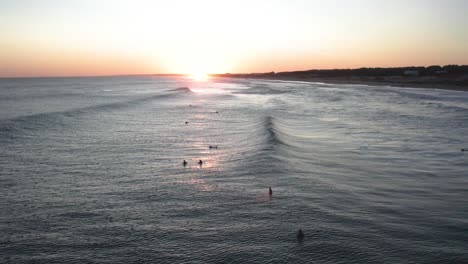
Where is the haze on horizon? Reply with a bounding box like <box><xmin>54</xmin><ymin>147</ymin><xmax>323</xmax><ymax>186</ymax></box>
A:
<box><xmin>1</xmin><ymin>0</ymin><xmax>467</xmax><ymax>77</ymax></box>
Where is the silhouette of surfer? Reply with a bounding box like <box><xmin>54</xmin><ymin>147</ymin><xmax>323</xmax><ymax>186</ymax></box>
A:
<box><xmin>185</xmin><ymin>121</ymin><xmax>188</xmax><ymax>124</ymax></box>
<box><xmin>297</xmin><ymin>229</ymin><xmax>305</xmax><ymax>241</ymax></box>
<box><xmin>183</xmin><ymin>160</ymin><xmax>187</xmax><ymax>166</ymax></box>
<box><xmin>269</xmin><ymin>187</ymin><xmax>273</xmax><ymax>196</ymax></box>
<box><xmin>198</xmin><ymin>159</ymin><xmax>203</xmax><ymax>166</ymax></box>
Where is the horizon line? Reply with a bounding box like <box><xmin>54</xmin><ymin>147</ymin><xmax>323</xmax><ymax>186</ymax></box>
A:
<box><xmin>1</xmin><ymin>64</ymin><xmax>467</xmax><ymax>79</ymax></box>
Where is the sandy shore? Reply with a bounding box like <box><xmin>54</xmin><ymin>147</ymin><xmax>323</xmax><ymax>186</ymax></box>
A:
<box><xmin>215</xmin><ymin>75</ymin><xmax>468</xmax><ymax>93</ymax></box>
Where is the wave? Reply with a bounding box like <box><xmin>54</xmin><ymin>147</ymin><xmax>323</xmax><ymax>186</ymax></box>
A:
<box><xmin>222</xmin><ymin>116</ymin><xmax>297</xmax><ymax>162</ymax></box>
<box><xmin>0</xmin><ymin>93</ymin><xmax>172</xmax><ymax>142</ymax></box>
<box><xmin>169</xmin><ymin>87</ymin><xmax>193</xmax><ymax>93</ymax></box>
<box><xmin>233</xmin><ymin>116</ymin><xmax>302</xmax><ymax>161</ymax></box>
<box><xmin>233</xmin><ymin>84</ymin><xmax>286</xmax><ymax>95</ymax></box>
<box><xmin>230</xmin><ymin>115</ymin><xmax>311</xmax><ymax>177</ymax></box>
<box><xmin>258</xmin><ymin>116</ymin><xmax>341</xmax><ymax>167</ymax></box>
<box><xmin>263</xmin><ymin>116</ymin><xmax>291</xmax><ymax>150</ymax></box>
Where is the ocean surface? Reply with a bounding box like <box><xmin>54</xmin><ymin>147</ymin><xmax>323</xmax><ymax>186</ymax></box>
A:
<box><xmin>1</xmin><ymin>76</ymin><xmax>467</xmax><ymax>263</ymax></box>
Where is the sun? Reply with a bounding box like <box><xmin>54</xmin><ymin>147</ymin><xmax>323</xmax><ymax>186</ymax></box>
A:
<box><xmin>190</xmin><ymin>72</ymin><xmax>209</xmax><ymax>81</ymax></box>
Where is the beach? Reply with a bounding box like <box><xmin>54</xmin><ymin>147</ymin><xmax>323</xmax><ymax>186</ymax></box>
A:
<box><xmin>215</xmin><ymin>67</ymin><xmax>468</xmax><ymax>92</ymax></box>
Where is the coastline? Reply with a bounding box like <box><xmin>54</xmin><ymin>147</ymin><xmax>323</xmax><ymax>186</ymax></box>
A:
<box><xmin>215</xmin><ymin>75</ymin><xmax>468</xmax><ymax>93</ymax></box>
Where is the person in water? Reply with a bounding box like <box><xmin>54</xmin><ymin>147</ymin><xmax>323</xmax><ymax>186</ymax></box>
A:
<box><xmin>183</xmin><ymin>160</ymin><xmax>187</xmax><ymax>166</ymax></box>
<box><xmin>198</xmin><ymin>159</ymin><xmax>203</xmax><ymax>165</ymax></box>
<box><xmin>269</xmin><ymin>187</ymin><xmax>273</xmax><ymax>196</ymax></box>
<box><xmin>185</xmin><ymin>121</ymin><xmax>188</xmax><ymax>124</ymax></box>
<box><xmin>297</xmin><ymin>229</ymin><xmax>305</xmax><ymax>241</ymax></box>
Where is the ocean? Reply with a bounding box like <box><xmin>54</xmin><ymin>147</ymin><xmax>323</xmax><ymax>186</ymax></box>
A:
<box><xmin>1</xmin><ymin>76</ymin><xmax>467</xmax><ymax>263</ymax></box>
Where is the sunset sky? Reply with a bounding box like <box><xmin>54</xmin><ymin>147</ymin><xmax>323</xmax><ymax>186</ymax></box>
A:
<box><xmin>1</xmin><ymin>0</ymin><xmax>467</xmax><ymax>77</ymax></box>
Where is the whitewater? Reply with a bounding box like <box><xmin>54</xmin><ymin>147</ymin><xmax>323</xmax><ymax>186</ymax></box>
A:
<box><xmin>1</xmin><ymin>76</ymin><xmax>467</xmax><ymax>263</ymax></box>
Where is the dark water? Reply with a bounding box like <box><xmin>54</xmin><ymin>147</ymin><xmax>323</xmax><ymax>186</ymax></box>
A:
<box><xmin>1</xmin><ymin>76</ymin><xmax>467</xmax><ymax>263</ymax></box>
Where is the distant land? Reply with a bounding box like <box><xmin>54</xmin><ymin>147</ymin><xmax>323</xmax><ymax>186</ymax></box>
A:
<box><xmin>214</xmin><ymin>65</ymin><xmax>468</xmax><ymax>92</ymax></box>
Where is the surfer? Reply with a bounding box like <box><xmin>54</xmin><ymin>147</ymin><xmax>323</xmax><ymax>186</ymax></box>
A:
<box><xmin>297</xmin><ymin>229</ymin><xmax>304</xmax><ymax>241</ymax></box>
<box><xmin>462</xmin><ymin>148</ymin><xmax>465</xmax><ymax>152</ymax></box>
<box><xmin>183</xmin><ymin>160</ymin><xmax>187</xmax><ymax>166</ymax></box>
<box><xmin>269</xmin><ymin>187</ymin><xmax>273</xmax><ymax>196</ymax></box>
<box><xmin>185</xmin><ymin>121</ymin><xmax>188</xmax><ymax>124</ymax></box>
<box><xmin>198</xmin><ymin>159</ymin><xmax>203</xmax><ymax>166</ymax></box>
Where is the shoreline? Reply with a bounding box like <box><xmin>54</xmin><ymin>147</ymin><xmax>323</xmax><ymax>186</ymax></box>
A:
<box><xmin>214</xmin><ymin>75</ymin><xmax>468</xmax><ymax>93</ymax></box>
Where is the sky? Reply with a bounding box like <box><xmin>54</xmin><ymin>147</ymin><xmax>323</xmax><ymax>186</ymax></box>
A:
<box><xmin>1</xmin><ymin>0</ymin><xmax>467</xmax><ymax>77</ymax></box>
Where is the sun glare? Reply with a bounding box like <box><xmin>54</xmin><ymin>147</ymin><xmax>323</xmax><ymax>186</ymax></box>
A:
<box><xmin>190</xmin><ymin>72</ymin><xmax>209</xmax><ymax>81</ymax></box>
